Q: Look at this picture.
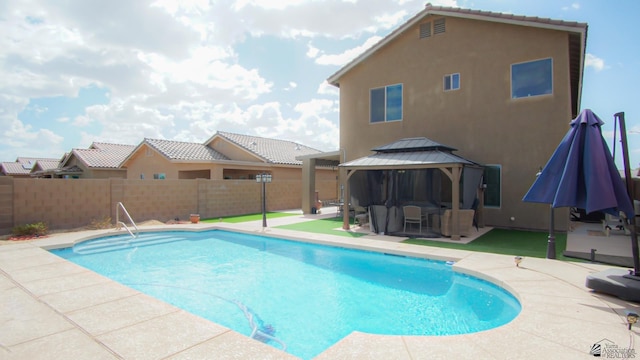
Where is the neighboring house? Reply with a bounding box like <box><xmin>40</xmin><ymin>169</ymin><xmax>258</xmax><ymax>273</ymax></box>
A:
<box><xmin>120</xmin><ymin>138</ymin><xmax>230</xmax><ymax>180</ymax></box>
<box><xmin>0</xmin><ymin>157</ymin><xmax>60</xmax><ymax>178</ymax></box>
<box><xmin>52</xmin><ymin>142</ymin><xmax>136</xmax><ymax>179</ymax></box>
<box><xmin>325</xmin><ymin>4</ymin><xmax>587</xmax><ymax>233</ymax></box>
<box><xmin>206</xmin><ymin>131</ymin><xmax>330</xmax><ymax>180</ymax></box>
<box><xmin>29</xmin><ymin>159</ymin><xmax>63</xmax><ymax>177</ymax></box>
<box><xmin>121</xmin><ymin>131</ymin><xmax>338</xmax><ymax>193</ymax></box>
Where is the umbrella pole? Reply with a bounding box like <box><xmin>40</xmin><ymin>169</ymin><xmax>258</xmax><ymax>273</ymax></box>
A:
<box><xmin>546</xmin><ymin>206</ymin><xmax>556</xmax><ymax>259</ymax></box>
<box><xmin>615</xmin><ymin>112</ymin><xmax>640</xmax><ymax>277</ymax></box>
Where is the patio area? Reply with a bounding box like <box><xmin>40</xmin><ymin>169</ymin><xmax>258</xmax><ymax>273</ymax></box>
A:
<box><xmin>1</xmin><ymin>210</ymin><xmax>638</xmax><ymax>359</ymax></box>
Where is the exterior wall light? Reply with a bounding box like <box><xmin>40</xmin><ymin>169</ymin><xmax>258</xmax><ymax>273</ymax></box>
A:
<box><xmin>256</xmin><ymin>173</ymin><xmax>272</xmax><ymax>228</ymax></box>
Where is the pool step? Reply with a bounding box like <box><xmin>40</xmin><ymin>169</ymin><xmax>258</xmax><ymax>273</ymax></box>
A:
<box><xmin>73</xmin><ymin>234</ymin><xmax>188</xmax><ymax>255</ymax></box>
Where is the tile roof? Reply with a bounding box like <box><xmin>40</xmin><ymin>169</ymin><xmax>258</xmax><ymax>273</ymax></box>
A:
<box><xmin>90</xmin><ymin>142</ymin><xmax>133</xmax><ymax>152</ymax></box>
<box><xmin>32</xmin><ymin>159</ymin><xmax>61</xmax><ymax>171</ymax></box>
<box><xmin>72</xmin><ymin>143</ymin><xmax>136</xmax><ymax>169</ymax></box>
<box><xmin>423</xmin><ymin>3</ymin><xmax>588</xmax><ymax>29</ymax></box>
<box><xmin>342</xmin><ymin>136</ymin><xmax>481</xmax><ymax>169</ymax></box>
<box><xmin>16</xmin><ymin>157</ymin><xmax>59</xmax><ymax>165</ymax></box>
<box><xmin>1</xmin><ymin>162</ymin><xmax>32</xmax><ymax>175</ymax></box>
<box><xmin>372</xmin><ymin>137</ymin><xmax>457</xmax><ymax>153</ymax></box>
<box><xmin>215</xmin><ymin>131</ymin><xmax>322</xmax><ymax>165</ymax></box>
<box><xmin>340</xmin><ymin>150</ymin><xmax>476</xmax><ymax>168</ymax></box>
<box><xmin>144</xmin><ymin>138</ymin><xmax>229</xmax><ymax>161</ymax></box>
<box><xmin>2</xmin><ymin>157</ymin><xmax>60</xmax><ymax>175</ymax></box>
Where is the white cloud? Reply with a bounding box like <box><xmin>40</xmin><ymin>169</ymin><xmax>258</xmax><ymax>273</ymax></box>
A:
<box><xmin>221</xmin><ymin>0</ymin><xmax>432</xmax><ymax>40</ymax></box>
<box><xmin>562</xmin><ymin>3</ymin><xmax>581</xmax><ymax>11</ymax></box>
<box><xmin>317</xmin><ymin>81</ymin><xmax>339</xmax><ymax>96</ymax></box>
<box><xmin>306</xmin><ymin>43</ymin><xmax>320</xmax><ymax>58</ymax></box>
<box><xmin>1</xmin><ymin>118</ymin><xmax>65</xmax><ymax>157</ymax></box>
<box><xmin>72</xmin><ymin>115</ymin><xmax>93</xmax><ymax>127</ymax></box>
<box><xmin>313</xmin><ymin>36</ymin><xmax>384</xmax><ymax>66</ymax></box>
<box><xmin>0</xmin><ymin>0</ymin><xmax>462</xmax><ymax>161</ymax></box>
<box><xmin>137</xmin><ymin>46</ymin><xmax>273</xmax><ymax>101</ymax></box>
<box><xmin>284</xmin><ymin>82</ymin><xmax>298</xmax><ymax>91</ymax></box>
<box><xmin>585</xmin><ymin>53</ymin><xmax>606</xmax><ymax>72</ymax></box>
<box><xmin>372</xmin><ymin>10</ymin><xmax>409</xmax><ymax>30</ymax></box>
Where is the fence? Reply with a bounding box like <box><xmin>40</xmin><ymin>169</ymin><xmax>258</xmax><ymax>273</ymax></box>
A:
<box><xmin>0</xmin><ymin>177</ymin><xmax>337</xmax><ymax>235</ymax></box>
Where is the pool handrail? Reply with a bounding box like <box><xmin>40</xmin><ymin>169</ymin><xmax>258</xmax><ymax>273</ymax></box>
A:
<box><xmin>116</xmin><ymin>202</ymin><xmax>139</xmax><ymax>238</ymax></box>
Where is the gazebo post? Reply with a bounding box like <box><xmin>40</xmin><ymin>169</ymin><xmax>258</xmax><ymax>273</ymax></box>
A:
<box><xmin>341</xmin><ymin>167</ymin><xmax>350</xmax><ymax>230</ymax></box>
<box><xmin>450</xmin><ymin>166</ymin><xmax>462</xmax><ymax>240</ymax></box>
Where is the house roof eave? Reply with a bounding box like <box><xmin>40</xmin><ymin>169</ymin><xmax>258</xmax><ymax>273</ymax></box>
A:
<box><xmin>327</xmin><ymin>5</ymin><xmax>587</xmax><ymax>87</ymax></box>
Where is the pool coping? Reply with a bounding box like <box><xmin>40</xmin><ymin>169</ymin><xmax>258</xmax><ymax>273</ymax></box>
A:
<box><xmin>1</xmin><ymin>218</ymin><xmax>639</xmax><ymax>359</ymax></box>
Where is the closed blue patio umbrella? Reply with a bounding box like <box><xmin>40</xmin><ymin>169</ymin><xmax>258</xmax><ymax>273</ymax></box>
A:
<box><xmin>523</xmin><ymin>109</ymin><xmax>638</xmax><ymax>275</ymax></box>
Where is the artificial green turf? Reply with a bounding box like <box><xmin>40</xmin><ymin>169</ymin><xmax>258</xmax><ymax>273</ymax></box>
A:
<box><xmin>204</xmin><ymin>213</ymin><xmax>571</xmax><ymax>259</ymax></box>
<box><xmin>403</xmin><ymin>228</ymin><xmax>572</xmax><ymax>260</ymax></box>
<box><xmin>201</xmin><ymin>212</ymin><xmax>298</xmax><ymax>223</ymax></box>
<box><xmin>275</xmin><ymin>217</ymin><xmax>366</xmax><ymax>238</ymax></box>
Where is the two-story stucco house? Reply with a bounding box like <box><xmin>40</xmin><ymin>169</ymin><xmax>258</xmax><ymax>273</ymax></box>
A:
<box><xmin>325</xmin><ymin>4</ymin><xmax>587</xmax><ymax>237</ymax></box>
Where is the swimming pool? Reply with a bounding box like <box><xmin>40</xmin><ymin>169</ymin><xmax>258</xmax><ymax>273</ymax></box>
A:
<box><xmin>51</xmin><ymin>230</ymin><xmax>521</xmax><ymax>359</ymax></box>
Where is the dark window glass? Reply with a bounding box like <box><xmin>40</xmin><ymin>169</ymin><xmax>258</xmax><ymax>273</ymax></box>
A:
<box><xmin>511</xmin><ymin>58</ymin><xmax>552</xmax><ymax>98</ymax></box>
<box><xmin>386</xmin><ymin>84</ymin><xmax>402</xmax><ymax>121</ymax></box>
<box><xmin>483</xmin><ymin>165</ymin><xmax>501</xmax><ymax>208</ymax></box>
<box><xmin>370</xmin><ymin>84</ymin><xmax>402</xmax><ymax>123</ymax></box>
<box><xmin>370</xmin><ymin>87</ymin><xmax>385</xmax><ymax>123</ymax></box>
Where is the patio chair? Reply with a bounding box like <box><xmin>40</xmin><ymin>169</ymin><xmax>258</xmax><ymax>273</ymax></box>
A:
<box><xmin>602</xmin><ymin>211</ymin><xmax>630</xmax><ymax>236</ymax></box>
<box><xmin>433</xmin><ymin>209</ymin><xmax>475</xmax><ymax>237</ymax></box>
<box><xmin>354</xmin><ymin>205</ymin><xmax>368</xmax><ymax>225</ymax></box>
<box><xmin>403</xmin><ymin>205</ymin><xmax>423</xmax><ymax>233</ymax></box>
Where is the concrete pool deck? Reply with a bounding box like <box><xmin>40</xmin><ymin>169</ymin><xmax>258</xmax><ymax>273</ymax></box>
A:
<box><xmin>1</xmin><ymin>212</ymin><xmax>639</xmax><ymax>359</ymax></box>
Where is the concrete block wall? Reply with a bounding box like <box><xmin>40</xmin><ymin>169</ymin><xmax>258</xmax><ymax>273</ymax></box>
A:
<box><xmin>122</xmin><ymin>179</ymin><xmax>199</xmax><ymax>223</ymax></box>
<box><xmin>0</xmin><ymin>177</ymin><xmax>14</xmax><ymax>233</ymax></box>
<box><xmin>12</xmin><ymin>179</ymin><xmax>111</xmax><ymax>232</ymax></box>
<box><xmin>1</xmin><ymin>177</ymin><xmax>338</xmax><ymax>235</ymax></box>
<box><xmin>201</xmin><ymin>180</ymin><xmax>260</xmax><ymax>219</ymax></box>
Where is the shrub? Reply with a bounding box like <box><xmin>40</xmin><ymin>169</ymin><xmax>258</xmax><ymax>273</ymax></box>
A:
<box><xmin>12</xmin><ymin>222</ymin><xmax>48</xmax><ymax>237</ymax></box>
<box><xmin>88</xmin><ymin>216</ymin><xmax>113</xmax><ymax>230</ymax></box>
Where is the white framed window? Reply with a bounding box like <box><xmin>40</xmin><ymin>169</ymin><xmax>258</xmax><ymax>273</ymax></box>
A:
<box><xmin>370</xmin><ymin>84</ymin><xmax>403</xmax><ymax>123</ymax></box>
<box><xmin>444</xmin><ymin>73</ymin><xmax>460</xmax><ymax>91</ymax></box>
<box><xmin>511</xmin><ymin>58</ymin><xmax>553</xmax><ymax>99</ymax></box>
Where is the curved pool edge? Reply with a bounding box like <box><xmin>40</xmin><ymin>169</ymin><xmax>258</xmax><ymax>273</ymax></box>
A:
<box><xmin>12</xmin><ymin>222</ymin><xmax>639</xmax><ymax>359</ymax></box>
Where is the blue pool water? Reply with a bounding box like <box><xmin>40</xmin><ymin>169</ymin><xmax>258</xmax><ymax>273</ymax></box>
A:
<box><xmin>51</xmin><ymin>230</ymin><xmax>521</xmax><ymax>359</ymax></box>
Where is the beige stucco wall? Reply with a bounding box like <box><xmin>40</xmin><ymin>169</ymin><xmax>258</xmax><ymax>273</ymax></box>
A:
<box><xmin>123</xmin><ymin>145</ymin><xmax>217</xmax><ymax>180</ymax></box>
<box><xmin>0</xmin><ymin>176</ymin><xmax>338</xmax><ymax>235</ymax></box>
<box><xmin>337</xmin><ymin>15</ymin><xmax>577</xmax><ymax>231</ymax></box>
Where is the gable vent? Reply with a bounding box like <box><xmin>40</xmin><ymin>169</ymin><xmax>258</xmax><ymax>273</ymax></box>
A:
<box><xmin>419</xmin><ymin>22</ymin><xmax>431</xmax><ymax>39</ymax></box>
<box><xmin>434</xmin><ymin>18</ymin><xmax>446</xmax><ymax>34</ymax></box>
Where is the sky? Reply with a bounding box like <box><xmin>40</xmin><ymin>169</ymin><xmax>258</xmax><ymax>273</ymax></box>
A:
<box><xmin>1</xmin><ymin>0</ymin><xmax>639</xmax><ymax>169</ymax></box>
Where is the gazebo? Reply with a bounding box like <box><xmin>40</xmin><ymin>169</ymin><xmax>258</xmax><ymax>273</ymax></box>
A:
<box><xmin>339</xmin><ymin>137</ymin><xmax>485</xmax><ymax>240</ymax></box>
